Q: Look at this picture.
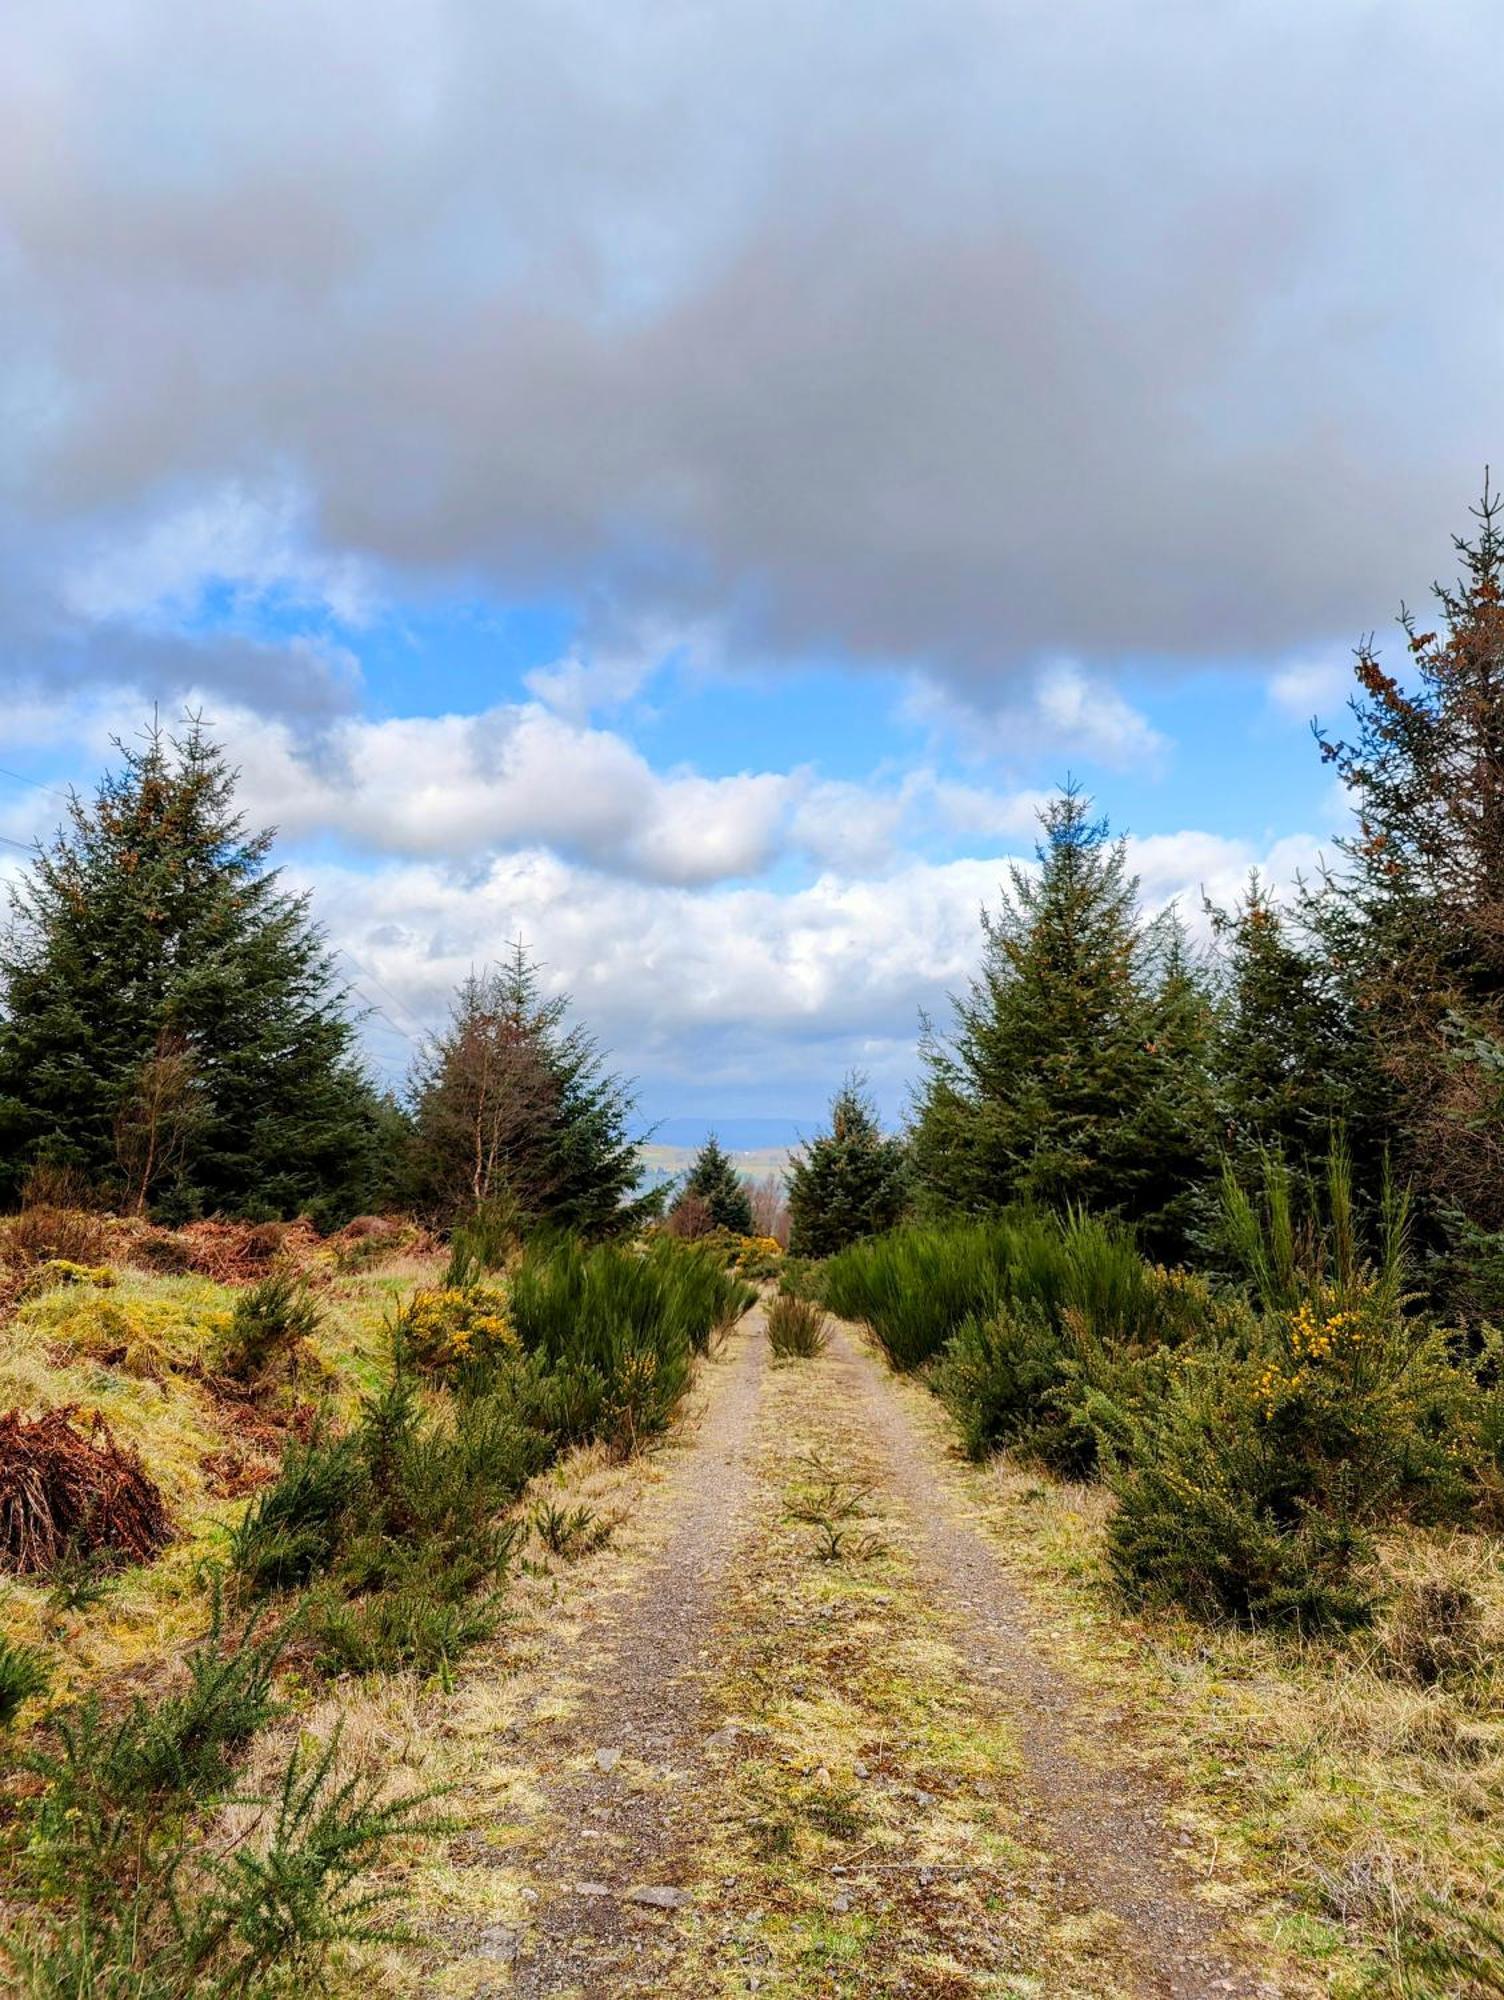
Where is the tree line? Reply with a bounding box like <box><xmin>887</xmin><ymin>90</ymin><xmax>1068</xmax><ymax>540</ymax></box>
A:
<box><xmin>3</xmin><ymin>484</ymin><xmax>1504</xmax><ymax>1308</ymax></box>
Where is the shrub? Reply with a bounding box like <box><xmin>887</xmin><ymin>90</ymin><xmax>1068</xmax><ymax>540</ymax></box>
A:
<box><xmin>0</xmin><ymin>1636</ymin><xmax>51</xmax><ymax>1727</ymax></box>
<box><xmin>935</xmin><ymin>1301</ymin><xmax>1068</xmax><ymax>1461</ymax></box>
<box><xmin>213</xmin><ymin>1269</ymin><xmax>324</xmax><ymax>1387</ymax></box>
<box><xmin>443</xmin><ymin>1195</ymin><xmax>521</xmax><ymax>1287</ymax></box>
<box><xmin>531</xmin><ymin>1499</ymin><xmax>604</xmax><ymax>1559</ymax></box>
<box><xmin>776</xmin><ymin>1256</ymin><xmax>823</xmax><ymax>1301</ymax></box>
<box><xmin>507</xmin><ymin>1235</ymin><xmax>751</xmax><ymax>1451</ymax></box>
<box><xmin>734</xmin><ymin>1234</ymin><xmax>785</xmax><ymax>1281</ymax></box>
<box><xmin>1102</xmin><ymin>1284</ymin><xmax>1473</xmax><ymax>1628</ymax></box>
<box><xmin>235</xmin><ymin>1376</ymin><xmax>538</xmax><ymax>1676</ymax></box>
<box><xmin>394</xmin><ymin>1283</ymin><xmax>517</xmax><ymax>1374</ymax></box>
<box><xmin>7</xmin><ymin>1720</ymin><xmax>439</xmax><ymax>1999</ymax></box>
<box><xmin>821</xmin><ymin>1209</ymin><xmax>1165</xmax><ymax>1373</ymax></box>
<box><xmin>765</xmin><ymin>1293</ymin><xmax>829</xmax><ymax>1360</ymax></box>
<box><xmin>228</xmin><ymin>1433</ymin><xmax>365</xmax><ymax>1595</ymax></box>
<box><xmin>0</xmin><ymin>1406</ymin><xmax>173</xmax><ymax>1576</ymax></box>
<box><xmin>1</xmin><ymin>1207</ymin><xmax>109</xmax><ymax>1271</ymax></box>
<box><xmin>820</xmin><ymin>1222</ymin><xmax>1007</xmax><ymax>1370</ymax></box>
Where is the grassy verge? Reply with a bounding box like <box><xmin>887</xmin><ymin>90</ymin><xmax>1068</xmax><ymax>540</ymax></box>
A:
<box><xmin>0</xmin><ymin>1224</ymin><xmax>748</xmax><ymax>1996</ymax></box>
<box><xmin>877</xmin><ymin>1354</ymin><xmax>1504</xmax><ymax>1999</ymax></box>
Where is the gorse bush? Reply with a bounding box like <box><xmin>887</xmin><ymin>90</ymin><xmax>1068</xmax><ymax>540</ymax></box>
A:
<box><xmin>765</xmin><ymin>1293</ymin><xmax>829</xmax><ymax>1359</ymax></box>
<box><xmin>1101</xmin><ymin>1272</ymin><xmax>1476</xmax><ymax>1628</ymax></box>
<box><xmin>213</xmin><ymin>1268</ymin><xmax>324</xmax><ymax>1386</ymax></box>
<box><xmin>232</xmin><ymin>1235</ymin><xmax>746</xmax><ymax>1673</ymax></box>
<box><xmin>394</xmin><ymin>1282</ymin><xmax>516</xmax><ymax>1374</ymax></box>
<box><xmin>8</xmin><ymin>1715</ymin><xmax>438</xmax><ymax>1999</ymax></box>
<box><xmin>821</xmin><ymin>1209</ymin><xmax>1167</xmax><ymax>1374</ymax></box>
<box><xmin>0</xmin><ymin>1636</ymin><xmax>50</xmax><ymax>1727</ymax></box>
<box><xmin>233</xmin><ymin>1373</ymin><xmax>539</xmax><ymax>1675</ymax></box>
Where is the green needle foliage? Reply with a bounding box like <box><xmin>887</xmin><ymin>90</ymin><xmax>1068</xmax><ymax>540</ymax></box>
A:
<box><xmin>676</xmin><ymin>1133</ymin><xmax>755</xmax><ymax>1235</ymax></box>
<box><xmin>786</xmin><ymin>1073</ymin><xmax>908</xmax><ymax>1257</ymax></box>
<box><xmin>910</xmin><ymin>784</ymin><xmax>1215</xmax><ymax>1259</ymax></box>
<box><xmin>0</xmin><ymin>716</ymin><xmax>386</xmax><ymax>1222</ymax></box>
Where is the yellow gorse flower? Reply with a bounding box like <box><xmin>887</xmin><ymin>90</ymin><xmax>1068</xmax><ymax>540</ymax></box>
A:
<box><xmin>401</xmin><ymin>1285</ymin><xmax>518</xmax><ymax>1372</ymax></box>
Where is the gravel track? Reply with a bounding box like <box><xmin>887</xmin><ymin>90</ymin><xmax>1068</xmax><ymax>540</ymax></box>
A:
<box><xmin>452</xmin><ymin>1306</ymin><xmax>1286</xmax><ymax>1998</ymax></box>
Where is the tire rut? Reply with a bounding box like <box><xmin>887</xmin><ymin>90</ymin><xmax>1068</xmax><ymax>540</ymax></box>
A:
<box><xmin>824</xmin><ymin>1318</ymin><xmax>1283</xmax><ymax>2000</ymax></box>
<box><xmin>496</xmin><ymin>1309</ymin><xmax>769</xmax><ymax>1997</ymax></box>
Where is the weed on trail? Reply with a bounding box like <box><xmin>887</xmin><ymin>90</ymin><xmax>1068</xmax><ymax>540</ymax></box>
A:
<box><xmin>787</xmin><ymin>1451</ymin><xmax>885</xmax><ymax>1563</ymax></box>
<box><xmin>530</xmin><ymin>1497</ymin><xmax>608</xmax><ymax>1561</ymax></box>
<box><xmin>683</xmin><ymin>1358</ymin><xmax>1129</xmax><ymax>2000</ymax></box>
<box><xmin>766</xmin><ymin>1293</ymin><xmax>830</xmax><ymax>1360</ymax></box>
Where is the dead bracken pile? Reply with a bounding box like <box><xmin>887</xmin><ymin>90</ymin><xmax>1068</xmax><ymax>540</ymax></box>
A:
<box><xmin>120</xmin><ymin>1217</ymin><xmax>325</xmax><ymax>1283</ymax></box>
<box><xmin>0</xmin><ymin>1405</ymin><xmax>173</xmax><ymax>1575</ymax></box>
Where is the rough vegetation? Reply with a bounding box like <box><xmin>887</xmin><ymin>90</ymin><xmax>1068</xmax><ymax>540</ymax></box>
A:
<box><xmin>6</xmin><ymin>490</ymin><xmax>1504</xmax><ymax>1991</ymax></box>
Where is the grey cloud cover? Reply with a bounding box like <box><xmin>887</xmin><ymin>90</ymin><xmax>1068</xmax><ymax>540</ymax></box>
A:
<box><xmin>1</xmin><ymin>0</ymin><xmax>1502</xmax><ymax>698</ymax></box>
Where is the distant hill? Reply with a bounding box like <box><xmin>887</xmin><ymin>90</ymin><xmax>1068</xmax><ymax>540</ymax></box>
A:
<box><xmin>637</xmin><ymin>1138</ymin><xmax>796</xmax><ymax>1194</ymax></box>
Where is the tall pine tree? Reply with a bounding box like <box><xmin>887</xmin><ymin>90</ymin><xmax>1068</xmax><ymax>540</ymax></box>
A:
<box><xmin>911</xmin><ymin>786</ymin><xmax>1210</xmax><ymax>1251</ymax></box>
<box><xmin>0</xmin><ymin>718</ymin><xmax>381</xmax><ymax>1220</ymax></box>
<box><xmin>1309</xmin><ymin>480</ymin><xmax>1504</xmax><ymax>1252</ymax></box>
<box><xmin>408</xmin><ymin>943</ymin><xmax>649</xmax><ymax>1236</ymax></box>
<box><xmin>676</xmin><ymin>1134</ymin><xmax>754</xmax><ymax>1235</ymax></box>
<box><xmin>787</xmin><ymin>1074</ymin><xmax>908</xmax><ymax>1257</ymax></box>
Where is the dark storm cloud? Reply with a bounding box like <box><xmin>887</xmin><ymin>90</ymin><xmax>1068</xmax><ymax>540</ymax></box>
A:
<box><xmin>2</xmin><ymin>0</ymin><xmax>1501</xmax><ymax>701</ymax></box>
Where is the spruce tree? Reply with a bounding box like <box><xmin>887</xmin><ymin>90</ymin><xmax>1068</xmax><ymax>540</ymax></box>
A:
<box><xmin>910</xmin><ymin>785</ymin><xmax>1207</xmax><ymax>1248</ymax></box>
<box><xmin>1208</xmin><ymin>873</ymin><xmax>1386</xmax><ymax>1193</ymax></box>
<box><xmin>0</xmin><ymin>718</ymin><xmax>381</xmax><ymax>1220</ymax></box>
<box><xmin>1309</xmin><ymin>480</ymin><xmax>1504</xmax><ymax>1249</ymax></box>
<box><xmin>787</xmin><ymin>1074</ymin><xmax>909</xmax><ymax>1257</ymax></box>
<box><xmin>1133</xmin><ymin>908</ymin><xmax>1220</xmax><ymax>1253</ymax></box>
<box><xmin>679</xmin><ymin>1133</ymin><xmax>754</xmax><ymax>1235</ymax></box>
<box><xmin>408</xmin><ymin>942</ymin><xmax>649</xmax><ymax>1236</ymax></box>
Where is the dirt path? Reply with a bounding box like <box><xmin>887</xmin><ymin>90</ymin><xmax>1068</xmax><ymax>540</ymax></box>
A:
<box><xmin>818</xmin><ymin>1320</ymin><xmax>1283</xmax><ymax>2000</ymax></box>
<box><xmin>429</xmin><ymin>1307</ymin><xmax>1297</xmax><ymax>1999</ymax></box>
<box><xmin>470</xmin><ymin>1312</ymin><xmax>770</xmax><ymax>1997</ymax></box>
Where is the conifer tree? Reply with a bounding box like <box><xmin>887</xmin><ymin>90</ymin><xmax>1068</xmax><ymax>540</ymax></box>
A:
<box><xmin>910</xmin><ymin>786</ymin><xmax>1207</xmax><ymax>1249</ymax></box>
<box><xmin>1310</xmin><ymin>480</ymin><xmax>1504</xmax><ymax>1245</ymax></box>
<box><xmin>408</xmin><ymin>943</ymin><xmax>649</xmax><ymax>1235</ymax></box>
<box><xmin>1133</xmin><ymin>907</ymin><xmax>1220</xmax><ymax>1251</ymax></box>
<box><xmin>678</xmin><ymin>1133</ymin><xmax>754</xmax><ymax>1235</ymax></box>
<box><xmin>787</xmin><ymin>1073</ymin><xmax>908</xmax><ymax>1257</ymax></box>
<box><xmin>1208</xmin><ymin>873</ymin><xmax>1385</xmax><ymax>1192</ymax></box>
<box><xmin>0</xmin><ymin>718</ymin><xmax>381</xmax><ymax>1219</ymax></box>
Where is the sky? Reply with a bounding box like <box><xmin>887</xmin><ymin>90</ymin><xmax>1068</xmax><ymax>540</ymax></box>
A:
<box><xmin>2</xmin><ymin>1</ymin><xmax>1502</xmax><ymax>1140</ymax></box>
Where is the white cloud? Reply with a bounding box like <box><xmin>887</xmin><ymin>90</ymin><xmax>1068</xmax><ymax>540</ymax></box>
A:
<box><xmin>904</xmin><ymin>660</ymin><xmax>1166</xmax><ymax>774</ymax></box>
<box><xmin>525</xmin><ymin>616</ymin><xmax>720</xmax><ymax>721</ymax></box>
<box><xmin>1268</xmin><ymin>654</ymin><xmax>1351</xmax><ymax>722</ymax></box>
<box><xmin>299</xmin><ymin>817</ymin><xmax>1327</xmax><ymax>1105</ymax></box>
<box><xmin>218</xmin><ymin>699</ymin><xmax>925</xmax><ymax>886</ymax></box>
<box><xmin>63</xmin><ymin>481</ymin><xmax>376</xmax><ymax>631</ymax></box>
